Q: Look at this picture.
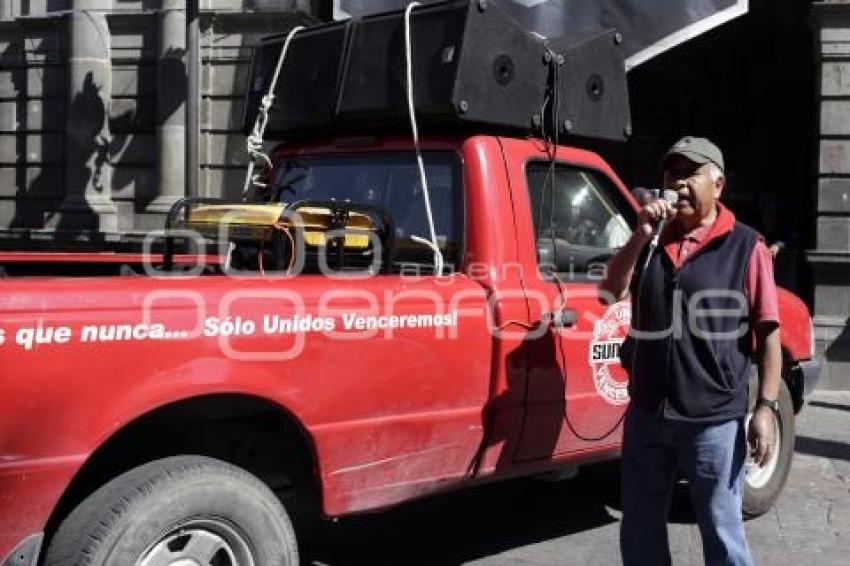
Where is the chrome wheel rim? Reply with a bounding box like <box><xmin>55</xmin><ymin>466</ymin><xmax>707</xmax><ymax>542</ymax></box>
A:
<box><xmin>744</xmin><ymin>409</ymin><xmax>782</xmax><ymax>490</ymax></box>
<box><xmin>137</xmin><ymin>518</ymin><xmax>254</xmax><ymax>566</ymax></box>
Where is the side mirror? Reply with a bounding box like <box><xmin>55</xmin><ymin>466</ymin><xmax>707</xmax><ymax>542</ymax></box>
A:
<box><xmin>537</xmin><ymin>237</ymin><xmax>572</xmax><ymax>274</ymax></box>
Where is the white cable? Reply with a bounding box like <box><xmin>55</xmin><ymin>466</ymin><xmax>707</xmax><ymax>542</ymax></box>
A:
<box><xmin>404</xmin><ymin>2</ymin><xmax>444</xmax><ymax>275</ymax></box>
<box><xmin>242</xmin><ymin>26</ymin><xmax>305</xmax><ymax>198</ymax></box>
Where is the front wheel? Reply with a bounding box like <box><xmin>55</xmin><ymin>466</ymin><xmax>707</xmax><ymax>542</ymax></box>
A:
<box><xmin>45</xmin><ymin>456</ymin><xmax>298</xmax><ymax>566</ymax></box>
<box><xmin>743</xmin><ymin>378</ymin><xmax>795</xmax><ymax>518</ymax></box>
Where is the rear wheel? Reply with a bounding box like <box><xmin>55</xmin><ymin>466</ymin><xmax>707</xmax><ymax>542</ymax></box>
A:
<box><xmin>743</xmin><ymin>377</ymin><xmax>794</xmax><ymax>518</ymax></box>
<box><xmin>45</xmin><ymin>455</ymin><xmax>298</xmax><ymax>566</ymax></box>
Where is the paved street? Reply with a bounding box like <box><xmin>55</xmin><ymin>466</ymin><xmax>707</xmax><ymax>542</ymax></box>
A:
<box><xmin>301</xmin><ymin>392</ymin><xmax>850</xmax><ymax>565</ymax></box>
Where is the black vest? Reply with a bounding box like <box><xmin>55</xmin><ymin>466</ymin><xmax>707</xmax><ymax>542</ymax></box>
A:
<box><xmin>623</xmin><ymin>222</ymin><xmax>759</xmax><ymax>422</ymax></box>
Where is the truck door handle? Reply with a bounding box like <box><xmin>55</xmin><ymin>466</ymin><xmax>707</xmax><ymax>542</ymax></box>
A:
<box><xmin>548</xmin><ymin>308</ymin><xmax>577</xmax><ymax>328</ymax></box>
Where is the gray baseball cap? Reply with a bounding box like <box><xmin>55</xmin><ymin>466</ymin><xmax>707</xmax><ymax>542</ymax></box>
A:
<box><xmin>662</xmin><ymin>136</ymin><xmax>724</xmax><ymax>172</ymax></box>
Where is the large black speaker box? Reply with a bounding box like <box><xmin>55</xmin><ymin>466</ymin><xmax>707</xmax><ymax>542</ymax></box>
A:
<box><xmin>244</xmin><ymin>21</ymin><xmax>352</xmax><ymax>136</ymax></box>
<box><xmin>551</xmin><ymin>30</ymin><xmax>632</xmax><ymax>142</ymax></box>
<box><xmin>244</xmin><ymin>0</ymin><xmax>631</xmax><ymax>142</ymax></box>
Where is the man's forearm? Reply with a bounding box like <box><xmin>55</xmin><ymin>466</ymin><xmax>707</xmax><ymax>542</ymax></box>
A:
<box><xmin>600</xmin><ymin>231</ymin><xmax>652</xmax><ymax>302</ymax></box>
<box><xmin>757</xmin><ymin>323</ymin><xmax>782</xmax><ymax>400</ymax></box>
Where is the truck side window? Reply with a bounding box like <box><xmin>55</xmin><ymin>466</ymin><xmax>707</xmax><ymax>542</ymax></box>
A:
<box><xmin>526</xmin><ymin>161</ymin><xmax>631</xmax><ymax>277</ymax></box>
<box><xmin>267</xmin><ymin>152</ymin><xmax>464</xmax><ymax>274</ymax></box>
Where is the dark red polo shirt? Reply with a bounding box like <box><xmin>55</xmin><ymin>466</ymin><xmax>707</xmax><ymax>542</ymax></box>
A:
<box><xmin>660</xmin><ymin>203</ymin><xmax>779</xmax><ymax>326</ymax></box>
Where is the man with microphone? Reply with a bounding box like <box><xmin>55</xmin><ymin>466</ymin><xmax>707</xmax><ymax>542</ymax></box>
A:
<box><xmin>600</xmin><ymin>136</ymin><xmax>781</xmax><ymax>566</ymax></box>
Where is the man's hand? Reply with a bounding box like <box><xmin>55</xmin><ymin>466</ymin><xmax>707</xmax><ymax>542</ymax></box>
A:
<box><xmin>599</xmin><ymin>196</ymin><xmax>676</xmax><ymax>302</ymax></box>
<box><xmin>751</xmin><ymin>322</ymin><xmax>781</xmax><ymax>467</ymax></box>
<box><xmin>747</xmin><ymin>405</ymin><xmax>775</xmax><ymax>467</ymax></box>
<box><xmin>636</xmin><ymin>198</ymin><xmax>676</xmax><ymax>238</ymax></box>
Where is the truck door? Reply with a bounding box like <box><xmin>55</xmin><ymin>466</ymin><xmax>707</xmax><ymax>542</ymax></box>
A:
<box><xmin>499</xmin><ymin>138</ymin><xmax>636</xmax><ymax>460</ymax></box>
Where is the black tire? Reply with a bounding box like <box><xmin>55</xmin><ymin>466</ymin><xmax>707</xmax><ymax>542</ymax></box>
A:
<box><xmin>743</xmin><ymin>377</ymin><xmax>795</xmax><ymax>518</ymax></box>
<box><xmin>44</xmin><ymin>455</ymin><xmax>298</xmax><ymax>566</ymax></box>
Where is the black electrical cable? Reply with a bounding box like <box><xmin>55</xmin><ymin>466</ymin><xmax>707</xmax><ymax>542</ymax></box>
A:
<box><xmin>536</xmin><ymin>93</ymin><xmax>552</xmax><ymax>232</ymax></box>
<box><xmin>551</xmin><ymin>271</ymin><xmax>628</xmax><ymax>443</ymax></box>
<box><xmin>545</xmin><ymin>53</ymin><xmax>627</xmax><ymax>443</ymax></box>
<box><xmin>536</xmin><ymin>48</ymin><xmax>560</xmax><ymax>237</ymax></box>
<box><xmin>469</xmin><ymin>49</ymin><xmax>626</xmax><ymax>467</ymax></box>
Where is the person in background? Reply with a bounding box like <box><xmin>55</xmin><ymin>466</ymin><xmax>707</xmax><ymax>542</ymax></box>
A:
<box><xmin>756</xmin><ymin>196</ymin><xmax>796</xmax><ymax>259</ymax></box>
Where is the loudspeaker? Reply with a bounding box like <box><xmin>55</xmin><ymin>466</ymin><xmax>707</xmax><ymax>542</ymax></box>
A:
<box><xmin>244</xmin><ymin>0</ymin><xmax>631</xmax><ymax>142</ymax></box>
<box><xmin>551</xmin><ymin>30</ymin><xmax>632</xmax><ymax>141</ymax></box>
<box><xmin>336</xmin><ymin>0</ymin><xmax>548</xmax><ymax>134</ymax></box>
<box><xmin>243</xmin><ymin>20</ymin><xmax>351</xmax><ymax>136</ymax></box>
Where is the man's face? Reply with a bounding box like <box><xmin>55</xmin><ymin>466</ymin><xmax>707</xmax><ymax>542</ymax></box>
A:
<box><xmin>662</xmin><ymin>154</ymin><xmax>723</xmax><ymax>229</ymax></box>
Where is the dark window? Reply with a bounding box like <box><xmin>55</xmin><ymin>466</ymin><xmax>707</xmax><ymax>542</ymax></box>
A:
<box><xmin>263</xmin><ymin>152</ymin><xmax>463</xmax><ymax>273</ymax></box>
<box><xmin>527</xmin><ymin>161</ymin><xmax>632</xmax><ymax>277</ymax></box>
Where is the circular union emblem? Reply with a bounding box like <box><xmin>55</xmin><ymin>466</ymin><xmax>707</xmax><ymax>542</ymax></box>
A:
<box><xmin>588</xmin><ymin>301</ymin><xmax>631</xmax><ymax>405</ymax></box>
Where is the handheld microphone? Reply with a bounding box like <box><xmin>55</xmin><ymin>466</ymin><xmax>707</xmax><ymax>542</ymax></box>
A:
<box><xmin>643</xmin><ymin>189</ymin><xmax>679</xmax><ymax>270</ymax></box>
<box><xmin>652</xmin><ymin>189</ymin><xmax>680</xmax><ymax>241</ymax></box>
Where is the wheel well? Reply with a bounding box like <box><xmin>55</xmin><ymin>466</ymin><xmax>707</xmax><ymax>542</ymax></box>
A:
<box><xmin>42</xmin><ymin>394</ymin><xmax>322</xmax><ymax>553</ymax></box>
<box><xmin>783</xmin><ymin>349</ymin><xmax>806</xmax><ymax>414</ymax></box>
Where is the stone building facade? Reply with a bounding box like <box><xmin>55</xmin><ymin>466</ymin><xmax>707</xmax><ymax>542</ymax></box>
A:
<box><xmin>812</xmin><ymin>1</ymin><xmax>850</xmax><ymax>389</ymax></box>
<box><xmin>0</xmin><ymin>1</ymin><xmax>320</xmax><ymax>245</ymax></box>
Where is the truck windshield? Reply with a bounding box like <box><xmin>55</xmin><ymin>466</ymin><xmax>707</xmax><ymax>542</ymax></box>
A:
<box><xmin>260</xmin><ymin>152</ymin><xmax>464</xmax><ymax>272</ymax></box>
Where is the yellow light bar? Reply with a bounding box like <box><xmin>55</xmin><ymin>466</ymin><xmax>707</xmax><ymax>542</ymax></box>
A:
<box><xmin>183</xmin><ymin>202</ymin><xmax>375</xmax><ymax>249</ymax></box>
<box><xmin>283</xmin><ymin>207</ymin><xmax>373</xmax><ymax>249</ymax></box>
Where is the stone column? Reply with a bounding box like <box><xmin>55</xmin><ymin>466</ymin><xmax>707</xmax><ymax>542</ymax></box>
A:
<box><xmin>147</xmin><ymin>0</ymin><xmax>186</xmax><ymax>213</ymax></box>
<box><xmin>809</xmin><ymin>1</ymin><xmax>850</xmax><ymax>390</ymax></box>
<box><xmin>59</xmin><ymin>0</ymin><xmax>117</xmax><ymax>233</ymax></box>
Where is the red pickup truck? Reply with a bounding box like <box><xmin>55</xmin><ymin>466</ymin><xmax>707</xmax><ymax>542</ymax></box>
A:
<box><xmin>0</xmin><ymin>135</ymin><xmax>820</xmax><ymax>565</ymax></box>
